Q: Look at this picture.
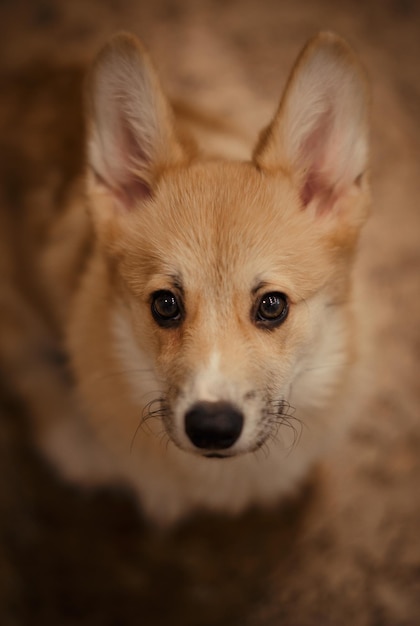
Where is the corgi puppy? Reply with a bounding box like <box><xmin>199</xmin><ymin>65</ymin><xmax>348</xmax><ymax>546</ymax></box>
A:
<box><xmin>39</xmin><ymin>31</ymin><xmax>370</xmax><ymax>525</ymax></box>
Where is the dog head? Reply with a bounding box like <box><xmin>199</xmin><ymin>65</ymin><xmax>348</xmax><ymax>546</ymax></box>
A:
<box><xmin>84</xmin><ymin>32</ymin><xmax>370</xmax><ymax>458</ymax></box>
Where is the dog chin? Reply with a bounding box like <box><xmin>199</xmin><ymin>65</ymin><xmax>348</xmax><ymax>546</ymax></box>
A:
<box><xmin>188</xmin><ymin>448</ymin><xmax>249</xmax><ymax>460</ymax></box>
<box><xmin>170</xmin><ymin>435</ymin><xmax>266</xmax><ymax>460</ymax></box>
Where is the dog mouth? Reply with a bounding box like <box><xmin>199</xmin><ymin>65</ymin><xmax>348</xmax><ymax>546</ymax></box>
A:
<box><xmin>204</xmin><ymin>452</ymin><xmax>231</xmax><ymax>459</ymax></box>
<box><xmin>196</xmin><ymin>435</ymin><xmax>272</xmax><ymax>460</ymax></box>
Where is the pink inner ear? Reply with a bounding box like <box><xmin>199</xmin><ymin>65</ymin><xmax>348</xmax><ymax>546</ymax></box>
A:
<box><xmin>93</xmin><ymin>167</ymin><xmax>152</xmax><ymax>212</ymax></box>
<box><xmin>300</xmin><ymin>171</ymin><xmax>337</xmax><ymax>215</ymax></box>
<box><xmin>115</xmin><ymin>117</ymin><xmax>153</xmax><ymax>210</ymax></box>
<box><xmin>116</xmin><ymin>177</ymin><xmax>152</xmax><ymax>210</ymax></box>
<box><xmin>298</xmin><ymin>106</ymin><xmax>336</xmax><ymax>212</ymax></box>
<box><xmin>93</xmin><ymin>113</ymin><xmax>154</xmax><ymax>211</ymax></box>
<box><xmin>300</xmin><ymin>169</ymin><xmax>320</xmax><ymax>207</ymax></box>
<box><xmin>122</xmin><ymin>116</ymin><xmax>150</xmax><ymax>169</ymax></box>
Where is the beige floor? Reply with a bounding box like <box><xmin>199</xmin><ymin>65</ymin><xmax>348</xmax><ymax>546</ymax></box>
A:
<box><xmin>1</xmin><ymin>1</ymin><xmax>420</xmax><ymax>624</ymax></box>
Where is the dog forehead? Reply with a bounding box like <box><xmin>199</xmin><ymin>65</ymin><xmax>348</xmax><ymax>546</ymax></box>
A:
<box><xmin>162</xmin><ymin>161</ymin><xmax>285</xmax><ymax>214</ymax></box>
<box><xmin>152</xmin><ymin>163</ymin><xmax>301</xmax><ymax>251</ymax></box>
<box><xmin>121</xmin><ymin>162</ymin><xmax>333</xmax><ymax>298</ymax></box>
<box><xmin>149</xmin><ymin>165</ymin><xmax>287</xmax><ymax>264</ymax></box>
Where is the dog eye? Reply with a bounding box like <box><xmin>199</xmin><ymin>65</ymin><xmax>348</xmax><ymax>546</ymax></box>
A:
<box><xmin>255</xmin><ymin>292</ymin><xmax>289</xmax><ymax>327</ymax></box>
<box><xmin>151</xmin><ymin>291</ymin><xmax>182</xmax><ymax>327</ymax></box>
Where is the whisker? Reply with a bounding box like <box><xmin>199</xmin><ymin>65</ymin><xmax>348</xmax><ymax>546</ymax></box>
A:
<box><xmin>259</xmin><ymin>397</ymin><xmax>305</xmax><ymax>456</ymax></box>
<box><xmin>158</xmin><ymin>429</ymin><xmax>172</xmax><ymax>453</ymax></box>
<box><xmin>130</xmin><ymin>420</ymin><xmax>144</xmax><ymax>453</ymax></box>
<box><xmin>130</xmin><ymin>396</ymin><xmax>168</xmax><ymax>452</ymax></box>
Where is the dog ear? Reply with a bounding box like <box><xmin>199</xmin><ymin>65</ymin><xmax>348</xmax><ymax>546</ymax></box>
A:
<box><xmin>254</xmin><ymin>32</ymin><xmax>369</xmax><ymax>216</ymax></box>
<box><xmin>87</xmin><ymin>33</ymin><xmax>185</xmax><ymax>212</ymax></box>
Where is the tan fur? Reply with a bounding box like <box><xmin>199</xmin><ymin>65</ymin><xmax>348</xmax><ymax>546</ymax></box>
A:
<box><xmin>10</xmin><ymin>32</ymin><xmax>370</xmax><ymax>524</ymax></box>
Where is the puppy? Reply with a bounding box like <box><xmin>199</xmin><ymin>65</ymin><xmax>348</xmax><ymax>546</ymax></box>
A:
<box><xmin>32</xmin><ymin>31</ymin><xmax>370</xmax><ymax>524</ymax></box>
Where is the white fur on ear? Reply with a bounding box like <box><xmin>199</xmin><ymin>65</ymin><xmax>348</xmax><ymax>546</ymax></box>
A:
<box><xmin>87</xmin><ymin>33</ymin><xmax>184</xmax><ymax>210</ymax></box>
<box><xmin>254</xmin><ymin>32</ymin><xmax>369</xmax><ymax>214</ymax></box>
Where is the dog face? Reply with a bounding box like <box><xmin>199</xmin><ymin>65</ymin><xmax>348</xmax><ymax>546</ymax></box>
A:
<box><xmin>84</xmin><ymin>32</ymin><xmax>370</xmax><ymax>459</ymax></box>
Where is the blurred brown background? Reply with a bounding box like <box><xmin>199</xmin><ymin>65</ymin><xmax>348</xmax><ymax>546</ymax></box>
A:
<box><xmin>1</xmin><ymin>1</ymin><xmax>420</xmax><ymax>624</ymax></box>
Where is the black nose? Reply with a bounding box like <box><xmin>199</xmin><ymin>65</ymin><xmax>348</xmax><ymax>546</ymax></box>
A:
<box><xmin>185</xmin><ymin>401</ymin><xmax>243</xmax><ymax>450</ymax></box>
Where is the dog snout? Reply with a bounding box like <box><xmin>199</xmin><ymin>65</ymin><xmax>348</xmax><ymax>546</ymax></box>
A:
<box><xmin>184</xmin><ymin>401</ymin><xmax>243</xmax><ymax>451</ymax></box>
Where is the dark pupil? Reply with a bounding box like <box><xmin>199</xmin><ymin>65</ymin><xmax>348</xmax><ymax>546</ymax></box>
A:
<box><xmin>260</xmin><ymin>294</ymin><xmax>285</xmax><ymax>319</ymax></box>
<box><xmin>155</xmin><ymin>293</ymin><xmax>179</xmax><ymax>319</ymax></box>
